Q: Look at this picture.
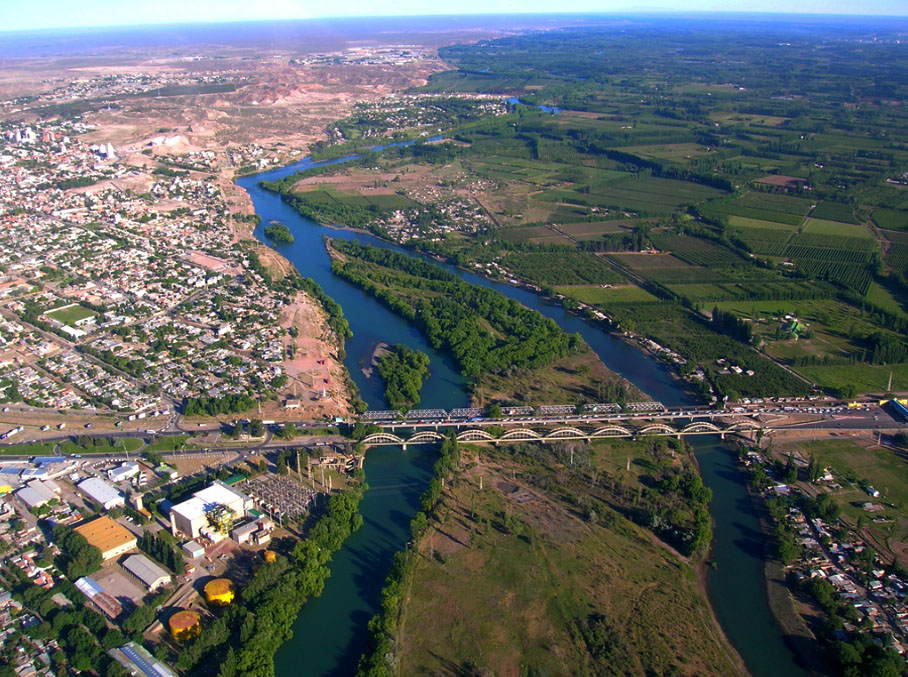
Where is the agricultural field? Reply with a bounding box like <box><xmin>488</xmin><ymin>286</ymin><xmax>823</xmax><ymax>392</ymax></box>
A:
<box><xmin>557</xmin><ymin>219</ymin><xmax>640</xmax><ymax>240</ymax></box>
<box><xmin>883</xmin><ymin>229</ymin><xmax>908</xmax><ymax>276</ymax></box>
<box><xmin>650</xmin><ymin>234</ymin><xmax>744</xmax><ymax>267</ymax></box>
<box><xmin>555</xmin><ymin>284</ymin><xmax>660</xmax><ymax>305</ymax></box>
<box><xmin>873</xmin><ymin>208</ymin><xmax>908</xmax><ymax>231</ymax></box>
<box><xmin>269</xmin><ymin>21</ymin><xmax>908</xmax><ymax>401</ymax></box>
<box><xmin>497</xmin><ymin>224</ymin><xmax>572</xmax><ymax>245</ymax></box>
<box><xmin>502</xmin><ymin>251</ymin><xmax>624</xmax><ymax>286</ymax></box>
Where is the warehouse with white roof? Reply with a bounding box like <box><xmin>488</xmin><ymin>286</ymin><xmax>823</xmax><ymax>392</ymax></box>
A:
<box><xmin>15</xmin><ymin>480</ymin><xmax>59</xmax><ymax>510</ymax></box>
<box><xmin>77</xmin><ymin>477</ymin><xmax>125</xmax><ymax>510</ymax></box>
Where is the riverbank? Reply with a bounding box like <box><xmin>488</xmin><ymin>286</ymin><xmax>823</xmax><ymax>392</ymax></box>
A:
<box><xmin>738</xmin><ymin>446</ymin><xmax>837</xmax><ymax>675</ymax></box>
<box><xmin>238</xmin><ymin>150</ymin><xmax>807</xmax><ymax>677</ymax></box>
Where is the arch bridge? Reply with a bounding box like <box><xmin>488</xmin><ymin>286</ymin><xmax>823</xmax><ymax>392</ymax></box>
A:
<box><xmin>359</xmin><ymin>421</ymin><xmax>765</xmax><ymax>448</ymax></box>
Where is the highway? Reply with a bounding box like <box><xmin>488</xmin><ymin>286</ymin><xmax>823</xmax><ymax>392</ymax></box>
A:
<box><xmin>0</xmin><ymin>400</ymin><xmax>902</xmax><ymax>460</ymax></box>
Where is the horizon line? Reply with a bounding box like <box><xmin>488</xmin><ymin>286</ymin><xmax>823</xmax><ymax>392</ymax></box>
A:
<box><xmin>2</xmin><ymin>10</ymin><xmax>908</xmax><ymax>36</ymax></box>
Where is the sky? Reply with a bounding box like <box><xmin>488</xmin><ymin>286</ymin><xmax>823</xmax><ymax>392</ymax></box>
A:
<box><xmin>2</xmin><ymin>0</ymin><xmax>907</xmax><ymax>33</ymax></box>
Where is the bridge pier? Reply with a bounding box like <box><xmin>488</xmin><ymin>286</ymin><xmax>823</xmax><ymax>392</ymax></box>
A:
<box><xmin>401</xmin><ymin>443</ymin><xmax>407</xmax><ymax>451</ymax></box>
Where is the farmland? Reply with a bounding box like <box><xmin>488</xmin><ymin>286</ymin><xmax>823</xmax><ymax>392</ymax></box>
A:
<box><xmin>263</xmin><ymin>18</ymin><xmax>908</xmax><ymax>401</ymax></box>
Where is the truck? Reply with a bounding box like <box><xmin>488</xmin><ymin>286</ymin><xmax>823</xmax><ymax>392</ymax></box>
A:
<box><xmin>0</xmin><ymin>426</ymin><xmax>24</xmax><ymax>441</ymax></box>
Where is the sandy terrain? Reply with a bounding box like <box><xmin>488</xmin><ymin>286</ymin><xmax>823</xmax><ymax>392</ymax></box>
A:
<box><xmin>274</xmin><ymin>291</ymin><xmax>350</xmax><ymax>420</ymax></box>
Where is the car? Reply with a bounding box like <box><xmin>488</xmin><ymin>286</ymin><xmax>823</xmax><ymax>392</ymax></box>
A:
<box><xmin>84</xmin><ymin>423</ymin><xmax>92</xmax><ymax>428</ymax></box>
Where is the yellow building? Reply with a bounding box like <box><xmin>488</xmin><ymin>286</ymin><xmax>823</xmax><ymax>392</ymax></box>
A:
<box><xmin>203</xmin><ymin>578</ymin><xmax>234</xmax><ymax>606</ymax></box>
<box><xmin>168</xmin><ymin>610</ymin><xmax>201</xmax><ymax>642</ymax></box>
<box><xmin>74</xmin><ymin>516</ymin><xmax>137</xmax><ymax>561</ymax></box>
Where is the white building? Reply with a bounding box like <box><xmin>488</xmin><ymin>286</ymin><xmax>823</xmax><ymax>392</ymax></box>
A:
<box><xmin>169</xmin><ymin>481</ymin><xmax>251</xmax><ymax>539</ymax></box>
<box><xmin>15</xmin><ymin>480</ymin><xmax>58</xmax><ymax>510</ymax></box>
<box><xmin>122</xmin><ymin>554</ymin><xmax>171</xmax><ymax>592</ymax></box>
<box><xmin>77</xmin><ymin>477</ymin><xmax>125</xmax><ymax>510</ymax></box>
<box><xmin>108</xmin><ymin>462</ymin><xmax>140</xmax><ymax>483</ymax></box>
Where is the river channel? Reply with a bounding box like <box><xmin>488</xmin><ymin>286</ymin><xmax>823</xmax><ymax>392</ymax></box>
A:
<box><xmin>238</xmin><ymin>150</ymin><xmax>806</xmax><ymax>675</ymax></box>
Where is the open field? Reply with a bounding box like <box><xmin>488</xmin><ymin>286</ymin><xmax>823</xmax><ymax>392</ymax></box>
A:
<box><xmin>45</xmin><ymin>305</ymin><xmax>98</xmax><ymax>326</ymax></box>
<box><xmin>59</xmin><ymin>437</ymin><xmax>144</xmax><ymax>455</ymax></box>
<box><xmin>795</xmin><ymin>364</ymin><xmax>908</xmax><ymax>395</ymax></box>
<box><xmin>398</xmin><ymin>442</ymin><xmax>743</xmax><ymax>676</ymax></box>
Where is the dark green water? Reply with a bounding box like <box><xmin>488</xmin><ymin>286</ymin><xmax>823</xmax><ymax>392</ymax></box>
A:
<box><xmin>239</xmin><ymin>152</ymin><xmax>806</xmax><ymax>676</ymax></box>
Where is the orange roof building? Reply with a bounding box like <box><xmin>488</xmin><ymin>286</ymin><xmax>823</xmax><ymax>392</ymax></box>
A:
<box><xmin>74</xmin><ymin>516</ymin><xmax>137</xmax><ymax>561</ymax></box>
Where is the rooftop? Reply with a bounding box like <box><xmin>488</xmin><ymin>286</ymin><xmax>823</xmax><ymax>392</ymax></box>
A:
<box><xmin>171</xmin><ymin>482</ymin><xmax>247</xmax><ymax>522</ymax></box>
<box><xmin>77</xmin><ymin>476</ymin><xmax>123</xmax><ymax>506</ymax></box>
<box><xmin>122</xmin><ymin>554</ymin><xmax>171</xmax><ymax>587</ymax></box>
<box><xmin>74</xmin><ymin>516</ymin><xmax>136</xmax><ymax>556</ymax></box>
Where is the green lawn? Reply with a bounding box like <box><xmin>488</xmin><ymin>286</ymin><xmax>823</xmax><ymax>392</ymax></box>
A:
<box><xmin>144</xmin><ymin>435</ymin><xmax>191</xmax><ymax>453</ymax></box>
<box><xmin>59</xmin><ymin>437</ymin><xmax>143</xmax><ymax>455</ymax></box>
<box><xmin>45</xmin><ymin>304</ymin><xmax>98</xmax><ymax>327</ymax></box>
<box><xmin>0</xmin><ymin>441</ymin><xmax>57</xmax><ymax>456</ymax></box>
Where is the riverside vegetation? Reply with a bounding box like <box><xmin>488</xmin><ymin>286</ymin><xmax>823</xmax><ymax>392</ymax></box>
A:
<box><xmin>328</xmin><ymin>239</ymin><xmax>641</xmax><ymax>406</ymax></box>
<box><xmin>376</xmin><ymin>344</ymin><xmax>431</xmax><ymax>410</ymax></box>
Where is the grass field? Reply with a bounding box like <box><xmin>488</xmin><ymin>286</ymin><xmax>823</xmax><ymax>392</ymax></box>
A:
<box><xmin>866</xmin><ymin>282</ymin><xmax>908</xmax><ymax>319</ymax></box>
<box><xmin>727</xmin><ymin>215</ymin><xmax>799</xmax><ymax>231</ymax></box>
<box><xmin>45</xmin><ymin>304</ymin><xmax>98</xmax><ymax>327</ymax></box>
<box><xmin>398</xmin><ymin>445</ymin><xmax>742</xmax><ymax>676</ymax></box>
<box><xmin>557</xmin><ymin>220</ymin><xmax>637</xmax><ymax>239</ymax></box>
<box><xmin>795</xmin><ymin>364</ymin><xmax>908</xmax><ymax>394</ymax></box>
<box><xmin>0</xmin><ymin>441</ymin><xmax>57</xmax><ymax>456</ymax></box>
<box><xmin>802</xmin><ymin>218</ymin><xmax>872</xmax><ymax>239</ymax></box>
<box><xmin>713</xmin><ymin>297</ymin><xmax>901</xmax><ymax>372</ymax></box>
<box><xmin>144</xmin><ymin>435</ymin><xmax>191</xmax><ymax>453</ymax></box>
<box><xmin>59</xmin><ymin>437</ymin><xmax>143</xmax><ymax>455</ymax></box>
<box><xmin>497</xmin><ymin>225</ymin><xmax>573</xmax><ymax>245</ymax></box>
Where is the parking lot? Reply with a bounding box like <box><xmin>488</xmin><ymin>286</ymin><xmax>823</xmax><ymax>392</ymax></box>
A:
<box><xmin>243</xmin><ymin>474</ymin><xmax>318</xmax><ymax>522</ymax></box>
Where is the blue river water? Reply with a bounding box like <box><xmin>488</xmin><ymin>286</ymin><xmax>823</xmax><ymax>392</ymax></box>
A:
<box><xmin>238</xmin><ymin>147</ymin><xmax>807</xmax><ymax>676</ymax></box>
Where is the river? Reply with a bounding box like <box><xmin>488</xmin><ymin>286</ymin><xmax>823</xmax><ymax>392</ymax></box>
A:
<box><xmin>238</xmin><ymin>150</ymin><xmax>807</xmax><ymax>675</ymax></box>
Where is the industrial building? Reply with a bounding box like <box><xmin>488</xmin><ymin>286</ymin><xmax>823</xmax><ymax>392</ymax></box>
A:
<box><xmin>108</xmin><ymin>462</ymin><xmax>141</xmax><ymax>483</ymax></box>
<box><xmin>169</xmin><ymin>481</ymin><xmax>251</xmax><ymax>539</ymax></box>
<box><xmin>122</xmin><ymin>554</ymin><xmax>171</xmax><ymax>592</ymax></box>
<box><xmin>74</xmin><ymin>516</ymin><xmax>137</xmax><ymax>560</ymax></box>
<box><xmin>75</xmin><ymin>576</ymin><xmax>122</xmax><ymax>619</ymax></box>
<box><xmin>181</xmin><ymin>540</ymin><xmax>205</xmax><ymax>559</ymax></box>
<box><xmin>15</xmin><ymin>480</ymin><xmax>59</xmax><ymax>510</ymax></box>
<box><xmin>108</xmin><ymin>642</ymin><xmax>176</xmax><ymax>677</ymax></box>
<box><xmin>77</xmin><ymin>477</ymin><xmax>125</xmax><ymax>510</ymax></box>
